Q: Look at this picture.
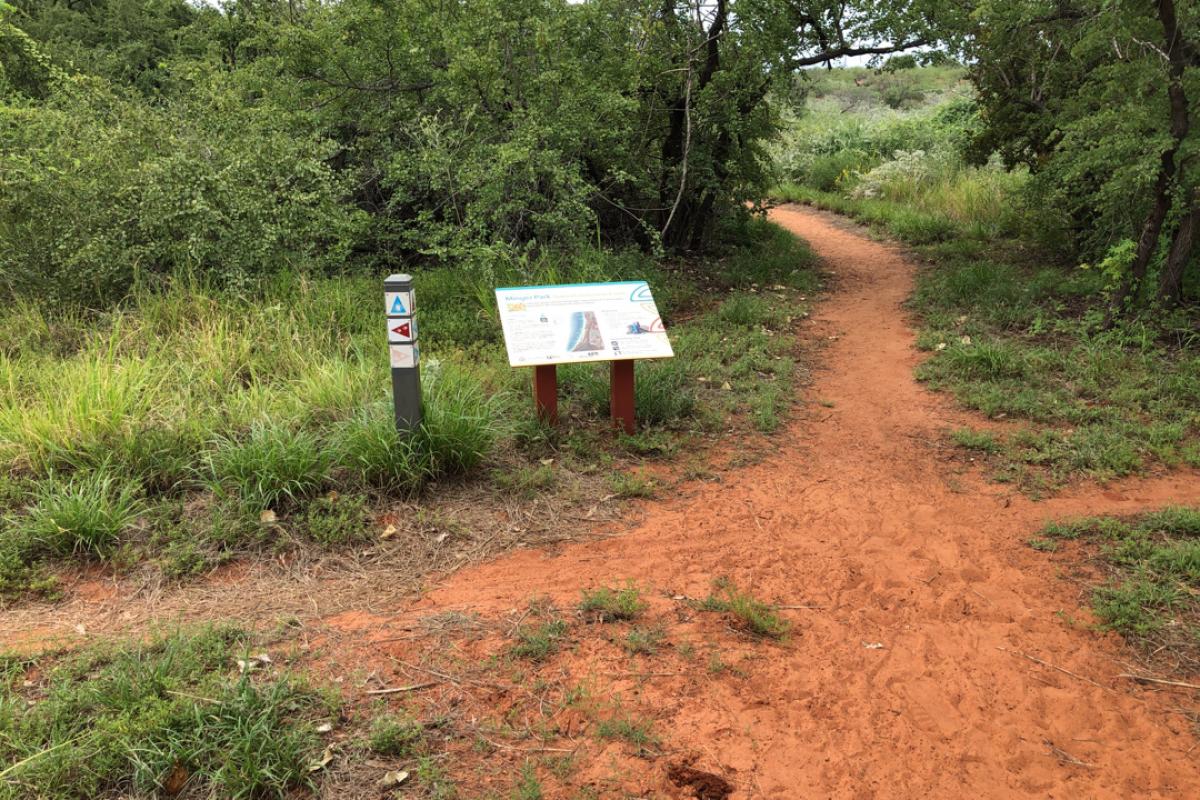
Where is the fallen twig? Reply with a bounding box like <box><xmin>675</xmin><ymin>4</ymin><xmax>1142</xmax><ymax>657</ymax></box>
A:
<box><xmin>1045</xmin><ymin>740</ymin><xmax>1096</xmax><ymax>769</ymax></box>
<box><xmin>1118</xmin><ymin>674</ymin><xmax>1200</xmax><ymax>691</ymax></box>
<box><xmin>364</xmin><ymin>682</ymin><xmax>437</xmax><ymax>696</ymax></box>
<box><xmin>997</xmin><ymin>647</ymin><xmax>1109</xmax><ymax>692</ymax></box>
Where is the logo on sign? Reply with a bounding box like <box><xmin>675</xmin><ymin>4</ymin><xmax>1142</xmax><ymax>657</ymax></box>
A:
<box><xmin>392</xmin><ymin>321</ymin><xmax>411</xmax><ymax>339</ymax></box>
<box><xmin>390</xmin><ymin>295</ymin><xmax>408</xmax><ymax>314</ymax></box>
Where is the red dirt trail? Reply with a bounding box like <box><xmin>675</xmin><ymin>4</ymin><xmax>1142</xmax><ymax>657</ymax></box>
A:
<box><xmin>339</xmin><ymin>205</ymin><xmax>1200</xmax><ymax>798</ymax></box>
<box><xmin>7</xmin><ymin>205</ymin><xmax>1200</xmax><ymax>798</ymax></box>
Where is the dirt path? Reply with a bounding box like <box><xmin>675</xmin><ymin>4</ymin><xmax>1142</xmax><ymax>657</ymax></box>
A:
<box><xmin>7</xmin><ymin>205</ymin><xmax>1200</xmax><ymax>797</ymax></box>
<box><xmin>335</xmin><ymin>206</ymin><xmax>1200</xmax><ymax>798</ymax></box>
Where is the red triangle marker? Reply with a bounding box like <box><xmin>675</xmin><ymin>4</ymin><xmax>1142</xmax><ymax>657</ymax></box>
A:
<box><xmin>391</xmin><ymin>322</ymin><xmax>411</xmax><ymax>338</ymax></box>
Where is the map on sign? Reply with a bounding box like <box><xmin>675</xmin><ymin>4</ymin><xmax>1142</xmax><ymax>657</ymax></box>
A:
<box><xmin>495</xmin><ymin>281</ymin><xmax>674</xmax><ymax>367</ymax></box>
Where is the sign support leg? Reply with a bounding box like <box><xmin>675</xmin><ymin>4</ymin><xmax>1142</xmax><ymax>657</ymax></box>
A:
<box><xmin>533</xmin><ymin>364</ymin><xmax>558</xmax><ymax>425</ymax></box>
<box><xmin>610</xmin><ymin>360</ymin><xmax>635</xmax><ymax>435</ymax></box>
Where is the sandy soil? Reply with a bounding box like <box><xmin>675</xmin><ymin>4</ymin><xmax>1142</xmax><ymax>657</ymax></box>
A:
<box><xmin>7</xmin><ymin>205</ymin><xmax>1200</xmax><ymax>798</ymax></box>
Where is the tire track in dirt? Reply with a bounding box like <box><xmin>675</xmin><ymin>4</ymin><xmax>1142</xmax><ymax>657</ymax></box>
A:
<box><xmin>351</xmin><ymin>205</ymin><xmax>1200</xmax><ymax>798</ymax></box>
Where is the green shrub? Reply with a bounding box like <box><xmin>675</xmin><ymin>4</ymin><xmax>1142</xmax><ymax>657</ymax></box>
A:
<box><xmin>205</xmin><ymin>425</ymin><xmax>330</xmax><ymax>510</ymax></box>
<box><xmin>419</xmin><ymin>365</ymin><xmax>500</xmax><ymax>477</ymax></box>
<box><xmin>18</xmin><ymin>470</ymin><xmax>144</xmax><ymax>557</ymax></box>
<box><xmin>328</xmin><ymin>407</ymin><xmax>433</xmax><ymax>492</ymax></box>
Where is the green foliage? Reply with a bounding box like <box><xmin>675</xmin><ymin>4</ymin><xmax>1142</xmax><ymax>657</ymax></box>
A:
<box><xmin>0</xmin><ymin>75</ymin><xmax>365</xmax><ymax>306</ymax></box>
<box><xmin>0</xmin><ymin>626</ymin><xmax>324</xmax><ymax>800</ymax></box>
<box><xmin>206</xmin><ymin>425</ymin><xmax>330</xmax><ymax>511</ymax></box>
<box><xmin>579</xmin><ymin>584</ymin><xmax>646</xmax><ymax>623</ymax></box>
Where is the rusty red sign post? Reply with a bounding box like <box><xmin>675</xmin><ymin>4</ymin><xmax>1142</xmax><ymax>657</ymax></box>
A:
<box><xmin>495</xmin><ymin>281</ymin><xmax>673</xmax><ymax>435</ymax></box>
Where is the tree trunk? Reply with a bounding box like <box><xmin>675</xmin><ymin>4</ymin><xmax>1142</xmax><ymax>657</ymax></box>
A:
<box><xmin>1107</xmin><ymin>0</ymin><xmax>1189</xmax><ymax>318</ymax></box>
<box><xmin>1158</xmin><ymin>200</ymin><xmax>1199</xmax><ymax>307</ymax></box>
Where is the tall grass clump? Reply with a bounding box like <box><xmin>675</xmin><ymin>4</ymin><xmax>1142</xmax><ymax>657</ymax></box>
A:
<box><xmin>419</xmin><ymin>364</ymin><xmax>501</xmax><ymax>476</ymax></box>
<box><xmin>18</xmin><ymin>470</ymin><xmax>145</xmax><ymax>557</ymax></box>
<box><xmin>205</xmin><ymin>425</ymin><xmax>330</xmax><ymax>510</ymax></box>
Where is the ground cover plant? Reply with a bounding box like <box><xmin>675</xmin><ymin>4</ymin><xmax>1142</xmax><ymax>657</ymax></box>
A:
<box><xmin>1031</xmin><ymin>507</ymin><xmax>1200</xmax><ymax>676</ymax></box>
<box><xmin>771</xmin><ymin>64</ymin><xmax>1200</xmax><ymax>492</ymax></box>
<box><xmin>0</xmin><ymin>625</ymin><xmax>329</xmax><ymax>800</ymax></box>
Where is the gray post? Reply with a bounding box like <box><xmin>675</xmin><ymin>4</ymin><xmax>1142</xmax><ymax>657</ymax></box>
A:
<box><xmin>385</xmin><ymin>273</ymin><xmax>422</xmax><ymax>432</ymax></box>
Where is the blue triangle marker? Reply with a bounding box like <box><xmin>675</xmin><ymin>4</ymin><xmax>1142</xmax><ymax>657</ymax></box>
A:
<box><xmin>390</xmin><ymin>295</ymin><xmax>408</xmax><ymax>314</ymax></box>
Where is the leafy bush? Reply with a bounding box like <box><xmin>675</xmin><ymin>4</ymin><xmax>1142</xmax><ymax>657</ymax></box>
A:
<box><xmin>0</xmin><ymin>75</ymin><xmax>364</xmax><ymax>305</ymax></box>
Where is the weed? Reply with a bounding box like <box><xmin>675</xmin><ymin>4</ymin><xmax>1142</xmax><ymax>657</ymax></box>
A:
<box><xmin>513</xmin><ymin>761</ymin><xmax>543</xmax><ymax>800</ymax></box>
<box><xmin>1031</xmin><ymin>508</ymin><xmax>1200</xmax><ymax>667</ymax></box>
<box><xmin>513</xmin><ymin>619</ymin><xmax>569</xmax><ymax>662</ymax></box>
<box><xmin>606</xmin><ymin>471</ymin><xmax>656</xmax><ymax>499</ymax></box>
<box><xmin>1026</xmin><ymin>537</ymin><xmax>1059</xmax><ymax>552</ymax></box>
<box><xmin>493</xmin><ymin>465</ymin><xmax>557</xmax><ymax>499</ymax></box>
<box><xmin>579</xmin><ymin>584</ymin><xmax>646</xmax><ymax>622</ymax></box>
<box><xmin>0</xmin><ymin>626</ymin><xmax>323</xmax><ymax>799</ymax></box>
<box><xmin>699</xmin><ymin>578</ymin><xmax>791</xmax><ymax>639</ymax></box>
<box><xmin>622</xmin><ymin>626</ymin><xmax>666</xmax><ymax>655</ymax></box>
<box><xmin>299</xmin><ymin>492</ymin><xmax>371</xmax><ymax>546</ymax></box>
<box><xmin>951</xmin><ymin>428</ymin><xmax>1000</xmax><ymax>453</ymax></box>
<box><xmin>206</xmin><ymin>424</ymin><xmax>329</xmax><ymax>510</ymax></box>
<box><xmin>368</xmin><ymin>714</ymin><xmax>426</xmax><ymax>758</ymax></box>
<box><xmin>594</xmin><ymin>713</ymin><xmax>659</xmax><ymax>753</ymax></box>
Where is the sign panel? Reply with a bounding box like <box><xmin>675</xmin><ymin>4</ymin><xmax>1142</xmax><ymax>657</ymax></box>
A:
<box><xmin>385</xmin><ymin>290</ymin><xmax>415</xmax><ymax>317</ymax></box>
<box><xmin>387</xmin><ymin>319</ymin><xmax>417</xmax><ymax>344</ymax></box>
<box><xmin>389</xmin><ymin>343</ymin><xmax>418</xmax><ymax>369</ymax></box>
<box><xmin>495</xmin><ymin>281</ymin><xmax>673</xmax><ymax>367</ymax></box>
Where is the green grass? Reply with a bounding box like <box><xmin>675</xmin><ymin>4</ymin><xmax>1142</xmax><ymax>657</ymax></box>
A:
<box><xmin>0</xmin><ymin>626</ymin><xmax>326</xmax><ymax>800</ymax></box>
<box><xmin>512</xmin><ymin>618</ymin><xmax>569</xmax><ymax>663</ymax></box>
<box><xmin>16</xmin><ymin>470</ymin><xmax>144</xmax><ymax>557</ymax></box>
<box><xmin>1034</xmin><ymin>508</ymin><xmax>1200</xmax><ymax>652</ymax></box>
<box><xmin>0</xmin><ymin>216</ymin><xmax>819</xmax><ymax>598</ymax></box>
<box><xmin>578</xmin><ymin>584</ymin><xmax>646</xmax><ymax>623</ymax></box>
<box><xmin>621</xmin><ymin>626</ymin><xmax>665</xmax><ymax>655</ymax></box>
<box><xmin>698</xmin><ymin>578</ymin><xmax>791</xmax><ymax>639</ymax></box>
<box><xmin>368</xmin><ymin>713</ymin><xmax>426</xmax><ymax>758</ymax></box>
<box><xmin>593</xmin><ymin>712</ymin><xmax>659</xmax><ymax>752</ymax></box>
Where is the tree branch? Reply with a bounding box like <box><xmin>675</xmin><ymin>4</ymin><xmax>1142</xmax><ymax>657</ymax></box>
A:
<box><xmin>792</xmin><ymin>38</ymin><xmax>928</xmax><ymax>67</ymax></box>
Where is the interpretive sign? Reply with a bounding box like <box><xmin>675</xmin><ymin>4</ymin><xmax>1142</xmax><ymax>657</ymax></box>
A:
<box><xmin>495</xmin><ymin>280</ymin><xmax>673</xmax><ymax>435</ymax></box>
<box><xmin>494</xmin><ymin>281</ymin><xmax>674</xmax><ymax>367</ymax></box>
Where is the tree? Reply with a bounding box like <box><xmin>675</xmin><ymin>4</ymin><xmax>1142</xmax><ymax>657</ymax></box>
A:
<box><xmin>967</xmin><ymin>0</ymin><xmax>1200</xmax><ymax>311</ymax></box>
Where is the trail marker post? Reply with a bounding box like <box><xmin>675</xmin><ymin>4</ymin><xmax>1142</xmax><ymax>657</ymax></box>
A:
<box><xmin>385</xmin><ymin>274</ymin><xmax>421</xmax><ymax>432</ymax></box>
<box><xmin>494</xmin><ymin>281</ymin><xmax>673</xmax><ymax>435</ymax></box>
